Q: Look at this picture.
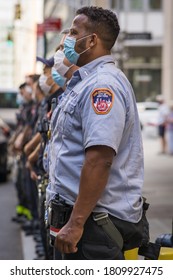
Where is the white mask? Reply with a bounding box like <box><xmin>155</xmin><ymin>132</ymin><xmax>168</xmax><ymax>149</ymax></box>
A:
<box><xmin>39</xmin><ymin>74</ymin><xmax>52</xmax><ymax>96</ymax></box>
<box><xmin>54</xmin><ymin>50</ymin><xmax>72</xmax><ymax>76</ymax></box>
<box><xmin>25</xmin><ymin>85</ymin><xmax>32</xmax><ymax>94</ymax></box>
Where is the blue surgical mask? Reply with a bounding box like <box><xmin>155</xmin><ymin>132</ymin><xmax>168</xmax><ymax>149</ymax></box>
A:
<box><xmin>16</xmin><ymin>93</ymin><xmax>24</xmax><ymax>105</ymax></box>
<box><xmin>51</xmin><ymin>67</ymin><xmax>66</xmax><ymax>88</ymax></box>
<box><xmin>64</xmin><ymin>34</ymin><xmax>92</xmax><ymax>65</ymax></box>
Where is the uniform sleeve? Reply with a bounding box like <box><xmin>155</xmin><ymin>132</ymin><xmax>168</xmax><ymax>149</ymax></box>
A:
<box><xmin>81</xmin><ymin>84</ymin><xmax>126</xmax><ymax>153</ymax></box>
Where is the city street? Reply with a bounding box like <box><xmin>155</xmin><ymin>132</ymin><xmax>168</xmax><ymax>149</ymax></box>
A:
<box><xmin>0</xmin><ymin>132</ymin><xmax>172</xmax><ymax>260</ymax></box>
<box><xmin>0</xmin><ymin>174</ymin><xmax>23</xmax><ymax>259</ymax></box>
<box><xmin>142</xmin><ymin>130</ymin><xmax>173</xmax><ymax>242</ymax></box>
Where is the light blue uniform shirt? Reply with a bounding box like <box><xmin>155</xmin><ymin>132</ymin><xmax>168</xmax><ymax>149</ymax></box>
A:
<box><xmin>47</xmin><ymin>55</ymin><xmax>144</xmax><ymax>223</ymax></box>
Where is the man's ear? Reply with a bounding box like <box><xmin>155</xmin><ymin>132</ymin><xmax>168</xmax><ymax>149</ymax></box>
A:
<box><xmin>90</xmin><ymin>33</ymin><xmax>97</xmax><ymax>47</ymax></box>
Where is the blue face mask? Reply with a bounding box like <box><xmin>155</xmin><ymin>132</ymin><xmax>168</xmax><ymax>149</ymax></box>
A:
<box><xmin>64</xmin><ymin>34</ymin><xmax>92</xmax><ymax>65</ymax></box>
<box><xmin>16</xmin><ymin>93</ymin><xmax>24</xmax><ymax>105</ymax></box>
<box><xmin>51</xmin><ymin>68</ymin><xmax>66</xmax><ymax>88</ymax></box>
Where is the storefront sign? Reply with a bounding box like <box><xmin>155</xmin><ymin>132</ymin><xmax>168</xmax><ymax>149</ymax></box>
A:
<box><xmin>125</xmin><ymin>32</ymin><xmax>152</xmax><ymax>40</ymax></box>
<box><xmin>37</xmin><ymin>18</ymin><xmax>61</xmax><ymax>36</ymax></box>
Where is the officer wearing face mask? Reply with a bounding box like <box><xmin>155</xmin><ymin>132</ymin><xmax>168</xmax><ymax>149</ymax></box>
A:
<box><xmin>12</xmin><ymin>77</ymin><xmax>43</xmax><ymax>233</ymax></box>
<box><xmin>11</xmin><ymin>82</ymin><xmax>37</xmax><ymax>224</ymax></box>
<box><xmin>52</xmin><ymin>49</ymin><xmax>78</xmax><ymax>88</ymax></box>
<box><xmin>46</xmin><ymin>6</ymin><xmax>150</xmax><ymax>260</ymax></box>
<box><xmin>35</xmin><ymin>28</ymin><xmax>74</xmax><ymax>180</ymax></box>
<box><xmin>30</xmin><ymin>41</ymin><xmax>71</xmax><ymax>258</ymax></box>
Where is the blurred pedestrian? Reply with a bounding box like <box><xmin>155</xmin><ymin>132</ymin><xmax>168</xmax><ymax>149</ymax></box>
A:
<box><xmin>166</xmin><ymin>101</ymin><xmax>173</xmax><ymax>155</ymax></box>
<box><xmin>156</xmin><ymin>95</ymin><xmax>169</xmax><ymax>154</ymax></box>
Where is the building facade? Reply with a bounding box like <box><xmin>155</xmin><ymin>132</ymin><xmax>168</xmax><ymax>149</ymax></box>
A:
<box><xmin>0</xmin><ymin>0</ymin><xmax>172</xmax><ymax>102</ymax></box>
<box><xmin>0</xmin><ymin>0</ymin><xmax>43</xmax><ymax>88</ymax></box>
<box><xmin>43</xmin><ymin>0</ymin><xmax>161</xmax><ymax>102</ymax></box>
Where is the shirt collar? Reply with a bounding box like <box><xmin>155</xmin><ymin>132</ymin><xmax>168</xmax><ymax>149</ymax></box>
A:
<box><xmin>67</xmin><ymin>55</ymin><xmax>115</xmax><ymax>88</ymax></box>
<box><xmin>78</xmin><ymin>55</ymin><xmax>115</xmax><ymax>79</ymax></box>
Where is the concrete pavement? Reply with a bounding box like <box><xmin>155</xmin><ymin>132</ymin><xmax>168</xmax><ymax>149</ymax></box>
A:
<box><xmin>0</xmin><ymin>177</ymin><xmax>23</xmax><ymax>259</ymax></box>
<box><xmin>0</xmin><ymin>131</ymin><xmax>172</xmax><ymax>259</ymax></box>
<box><xmin>142</xmin><ymin>130</ymin><xmax>173</xmax><ymax>242</ymax></box>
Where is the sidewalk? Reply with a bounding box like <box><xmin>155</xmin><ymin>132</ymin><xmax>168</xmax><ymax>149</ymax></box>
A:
<box><xmin>0</xmin><ymin>132</ymin><xmax>172</xmax><ymax>260</ymax></box>
<box><xmin>22</xmin><ymin>132</ymin><xmax>172</xmax><ymax>259</ymax></box>
<box><xmin>142</xmin><ymin>131</ymin><xmax>173</xmax><ymax>242</ymax></box>
<box><xmin>0</xmin><ymin>178</ymin><xmax>23</xmax><ymax>259</ymax></box>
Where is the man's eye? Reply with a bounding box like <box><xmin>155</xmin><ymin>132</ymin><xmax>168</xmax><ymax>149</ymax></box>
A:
<box><xmin>70</xmin><ymin>29</ymin><xmax>77</xmax><ymax>35</ymax></box>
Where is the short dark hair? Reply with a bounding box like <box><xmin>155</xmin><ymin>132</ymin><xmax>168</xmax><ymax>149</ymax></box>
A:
<box><xmin>28</xmin><ymin>74</ymin><xmax>40</xmax><ymax>82</ymax></box>
<box><xmin>19</xmin><ymin>82</ymin><xmax>27</xmax><ymax>89</ymax></box>
<box><xmin>76</xmin><ymin>6</ymin><xmax>120</xmax><ymax>50</ymax></box>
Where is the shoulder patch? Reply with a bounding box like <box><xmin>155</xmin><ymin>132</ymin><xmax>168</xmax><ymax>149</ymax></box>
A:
<box><xmin>91</xmin><ymin>88</ymin><xmax>114</xmax><ymax>114</ymax></box>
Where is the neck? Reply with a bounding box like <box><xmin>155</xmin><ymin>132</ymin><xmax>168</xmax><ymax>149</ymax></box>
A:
<box><xmin>50</xmin><ymin>83</ymin><xmax>61</xmax><ymax>94</ymax></box>
<box><xmin>77</xmin><ymin>49</ymin><xmax>110</xmax><ymax>67</ymax></box>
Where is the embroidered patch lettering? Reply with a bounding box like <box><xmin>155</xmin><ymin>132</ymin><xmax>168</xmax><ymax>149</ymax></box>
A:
<box><xmin>91</xmin><ymin>88</ymin><xmax>114</xmax><ymax>114</ymax></box>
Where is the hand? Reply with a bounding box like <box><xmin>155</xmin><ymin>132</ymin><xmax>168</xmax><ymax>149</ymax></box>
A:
<box><xmin>54</xmin><ymin>219</ymin><xmax>84</xmax><ymax>254</ymax></box>
<box><xmin>30</xmin><ymin>170</ymin><xmax>38</xmax><ymax>181</ymax></box>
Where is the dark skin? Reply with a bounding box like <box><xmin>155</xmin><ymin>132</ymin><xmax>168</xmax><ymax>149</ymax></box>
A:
<box><xmin>54</xmin><ymin>14</ymin><xmax>115</xmax><ymax>254</ymax></box>
<box><xmin>69</xmin><ymin>14</ymin><xmax>110</xmax><ymax>67</ymax></box>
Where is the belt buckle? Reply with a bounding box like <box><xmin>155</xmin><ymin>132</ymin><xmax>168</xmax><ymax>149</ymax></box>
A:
<box><xmin>93</xmin><ymin>212</ymin><xmax>108</xmax><ymax>221</ymax></box>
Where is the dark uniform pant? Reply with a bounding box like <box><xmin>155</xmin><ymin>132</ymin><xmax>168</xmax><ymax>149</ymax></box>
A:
<box><xmin>63</xmin><ymin>214</ymin><xmax>125</xmax><ymax>260</ymax></box>
<box><xmin>54</xmin><ymin>211</ymin><xmax>147</xmax><ymax>260</ymax></box>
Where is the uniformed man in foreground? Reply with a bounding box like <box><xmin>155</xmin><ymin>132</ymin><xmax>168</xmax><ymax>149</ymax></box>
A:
<box><xmin>47</xmin><ymin>6</ymin><xmax>149</xmax><ymax>260</ymax></box>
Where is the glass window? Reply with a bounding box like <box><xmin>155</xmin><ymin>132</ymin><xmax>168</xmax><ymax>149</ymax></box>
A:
<box><xmin>111</xmin><ymin>0</ymin><xmax>117</xmax><ymax>9</ymax></box>
<box><xmin>129</xmin><ymin>0</ymin><xmax>143</xmax><ymax>11</ymax></box>
<box><xmin>0</xmin><ymin>91</ymin><xmax>18</xmax><ymax>109</ymax></box>
<box><xmin>128</xmin><ymin>69</ymin><xmax>161</xmax><ymax>102</ymax></box>
<box><xmin>149</xmin><ymin>0</ymin><xmax>162</xmax><ymax>10</ymax></box>
<box><xmin>111</xmin><ymin>0</ymin><xmax>124</xmax><ymax>11</ymax></box>
<box><xmin>119</xmin><ymin>0</ymin><xmax>124</xmax><ymax>10</ymax></box>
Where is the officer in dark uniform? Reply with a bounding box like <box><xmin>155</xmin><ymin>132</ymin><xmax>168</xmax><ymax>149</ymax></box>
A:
<box><xmin>24</xmin><ymin>55</ymin><xmax>65</xmax><ymax>259</ymax></box>
<box><xmin>11</xmin><ymin>82</ymin><xmax>37</xmax><ymax>223</ymax></box>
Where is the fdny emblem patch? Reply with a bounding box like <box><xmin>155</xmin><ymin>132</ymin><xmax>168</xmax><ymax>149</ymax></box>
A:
<box><xmin>91</xmin><ymin>88</ymin><xmax>114</xmax><ymax>114</ymax></box>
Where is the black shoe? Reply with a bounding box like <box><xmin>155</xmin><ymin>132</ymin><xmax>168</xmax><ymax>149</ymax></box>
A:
<box><xmin>22</xmin><ymin>220</ymin><xmax>33</xmax><ymax>231</ymax></box>
<box><xmin>35</xmin><ymin>247</ymin><xmax>45</xmax><ymax>255</ymax></box>
<box><xmin>25</xmin><ymin>230</ymin><xmax>33</xmax><ymax>236</ymax></box>
<box><xmin>11</xmin><ymin>215</ymin><xmax>26</xmax><ymax>224</ymax></box>
<box><xmin>35</xmin><ymin>243</ymin><xmax>44</xmax><ymax>249</ymax></box>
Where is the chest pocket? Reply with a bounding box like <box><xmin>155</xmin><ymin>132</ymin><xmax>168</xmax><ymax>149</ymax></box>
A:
<box><xmin>58</xmin><ymin>94</ymin><xmax>79</xmax><ymax>137</ymax></box>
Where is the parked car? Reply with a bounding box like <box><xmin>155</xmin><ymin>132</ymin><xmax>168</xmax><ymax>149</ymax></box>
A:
<box><xmin>0</xmin><ymin>118</ymin><xmax>11</xmax><ymax>182</ymax></box>
<box><xmin>137</xmin><ymin>102</ymin><xmax>159</xmax><ymax>137</ymax></box>
<box><xmin>0</xmin><ymin>88</ymin><xmax>19</xmax><ymax>129</ymax></box>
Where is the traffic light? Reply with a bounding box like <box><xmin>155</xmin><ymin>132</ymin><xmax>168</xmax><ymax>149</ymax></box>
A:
<box><xmin>14</xmin><ymin>3</ymin><xmax>21</xmax><ymax>20</ymax></box>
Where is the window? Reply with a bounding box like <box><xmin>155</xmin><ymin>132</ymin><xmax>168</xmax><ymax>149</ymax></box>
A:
<box><xmin>0</xmin><ymin>90</ymin><xmax>18</xmax><ymax>109</ymax></box>
<box><xmin>149</xmin><ymin>0</ymin><xmax>162</xmax><ymax>10</ymax></box>
<box><xmin>129</xmin><ymin>0</ymin><xmax>143</xmax><ymax>11</ymax></box>
<box><xmin>111</xmin><ymin>0</ymin><xmax>124</xmax><ymax>11</ymax></box>
<box><xmin>128</xmin><ymin>69</ymin><xmax>161</xmax><ymax>102</ymax></box>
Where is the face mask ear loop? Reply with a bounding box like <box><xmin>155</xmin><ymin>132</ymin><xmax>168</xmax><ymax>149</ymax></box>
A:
<box><xmin>68</xmin><ymin>64</ymin><xmax>74</xmax><ymax>70</ymax></box>
<box><xmin>47</xmin><ymin>75</ymin><xmax>55</xmax><ymax>89</ymax></box>
<box><xmin>76</xmin><ymin>34</ymin><xmax>93</xmax><ymax>56</ymax></box>
<box><xmin>79</xmin><ymin>47</ymin><xmax>91</xmax><ymax>56</ymax></box>
<box><xmin>76</xmin><ymin>34</ymin><xmax>93</xmax><ymax>42</ymax></box>
<box><xmin>51</xmin><ymin>82</ymin><xmax>55</xmax><ymax>88</ymax></box>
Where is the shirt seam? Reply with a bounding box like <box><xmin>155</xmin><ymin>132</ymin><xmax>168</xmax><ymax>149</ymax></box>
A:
<box><xmin>85</xmin><ymin>140</ymin><xmax>118</xmax><ymax>153</ymax></box>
